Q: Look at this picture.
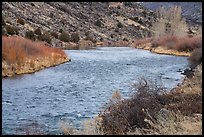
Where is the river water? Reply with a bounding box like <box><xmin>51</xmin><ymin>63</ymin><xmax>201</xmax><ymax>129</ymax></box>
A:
<box><xmin>2</xmin><ymin>47</ymin><xmax>188</xmax><ymax>134</ymax></box>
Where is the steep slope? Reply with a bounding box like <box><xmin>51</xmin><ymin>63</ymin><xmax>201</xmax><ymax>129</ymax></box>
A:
<box><xmin>141</xmin><ymin>2</ymin><xmax>202</xmax><ymax>25</ymax></box>
<box><xmin>2</xmin><ymin>2</ymin><xmax>158</xmax><ymax>47</ymax></box>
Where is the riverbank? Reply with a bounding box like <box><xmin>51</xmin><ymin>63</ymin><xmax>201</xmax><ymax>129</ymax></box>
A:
<box><xmin>131</xmin><ymin>42</ymin><xmax>191</xmax><ymax>57</ymax></box>
<box><xmin>80</xmin><ymin>63</ymin><xmax>202</xmax><ymax>135</ymax></box>
<box><xmin>2</xmin><ymin>36</ymin><xmax>70</xmax><ymax>78</ymax></box>
<box><xmin>130</xmin><ymin>36</ymin><xmax>201</xmax><ymax>57</ymax></box>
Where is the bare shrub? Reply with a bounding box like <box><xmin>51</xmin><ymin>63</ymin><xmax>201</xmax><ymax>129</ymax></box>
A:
<box><xmin>99</xmin><ymin>78</ymin><xmax>167</xmax><ymax>134</ymax></box>
<box><xmin>152</xmin><ymin>6</ymin><xmax>188</xmax><ymax>37</ymax></box>
<box><xmin>99</xmin><ymin>76</ymin><xmax>202</xmax><ymax>134</ymax></box>
<box><xmin>188</xmin><ymin>47</ymin><xmax>202</xmax><ymax>69</ymax></box>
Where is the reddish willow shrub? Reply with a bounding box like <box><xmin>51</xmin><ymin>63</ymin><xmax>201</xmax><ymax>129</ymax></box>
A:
<box><xmin>2</xmin><ymin>36</ymin><xmax>67</xmax><ymax>66</ymax></box>
<box><xmin>132</xmin><ymin>37</ymin><xmax>153</xmax><ymax>47</ymax></box>
<box><xmin>151</xmin><ymin>36</ymin><xmax>202</xmax><ymax>52</ymax></box>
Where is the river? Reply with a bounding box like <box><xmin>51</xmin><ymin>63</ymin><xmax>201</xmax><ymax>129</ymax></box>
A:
<box><xmin>2</xmin><ymin>47</ymin><xmax>188</xmax><ymax>134</ymax></box>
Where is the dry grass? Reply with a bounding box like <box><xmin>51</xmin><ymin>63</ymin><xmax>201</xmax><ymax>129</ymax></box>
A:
<box><xmin>59</xmin><ymin>121</ymin><xmax>74</xmax><ymax>135</ymax></box>
<box><xmin>2</xmin><ymin>35</ymin><xmax>68</xmax><ymax>77</ymax></box>
<box><xmin>59</xmin><ymin>117</ymin><xmax>103</xmax><ymax>135</ymax></box>
<box><xmin>127</xmin><ymin>110</ymin><xmax>202</xmax><ymax>135</ymax></box>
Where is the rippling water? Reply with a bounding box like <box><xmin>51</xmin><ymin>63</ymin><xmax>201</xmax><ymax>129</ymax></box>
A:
<box><xmin>2</xmin><ymin>47</ymin><xmax>188</xmax><ymax>134</ymax></box>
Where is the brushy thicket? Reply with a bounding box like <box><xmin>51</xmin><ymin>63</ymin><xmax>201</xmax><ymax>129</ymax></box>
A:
<box><xmin>151</xmin><ymin>36</ymin><xmax>202</xmax><ymax>52</ymax></box>
<box><xmin>2</xmin><ymin>35</ymin><xmax>67</xmax><ymax>66</ymax></box>
<box><xmin>99</xmin><ymin>77</ymin><xmax>202</xmax><ymax>135</ymax></box>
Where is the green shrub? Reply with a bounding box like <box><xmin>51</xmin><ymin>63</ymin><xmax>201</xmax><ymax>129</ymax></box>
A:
<box><xmin>110</xmin><ymin>34</ymin><xmax>114</xmax><ymax>38</ymax></box>
<box><xmin>30</xmin><ymin>3</ymin><xmax>35</xmax><ymax>6</ymax></box>
<box><xmin>25</xmin><ymin>30</ymin><xmax>35</xmax><ymax>41</ymax></box>
<box><xmin>38</xmin><ymin>31</ymin><xmax>52</xmax><ymax>44</ymax></box>
<box><xmin>5</xmin><ymin>25</ymin><xmax>18</xmax><ymax>35</ymax></box>
<box><xmin>59</xmin><ymin>31</ymin><xmax>70</xmax><ymax>42</ymax></box>
<box><xmin>50</xmin><ymin>31</ymin><xmax>58</xmax><ymax>39</ymax></box>
<box><xmin>34</xmin><ymin>28</ymin><xmax>42</xmax><ymax>36</ymax></box>
<box><xmin>117</xmin><ymin>22</ymin><xmax>123</xmax><ymax>28</ymax></box>
<box><xmin>59</xmin><ymin>28</ymin><xmax>63</xmax><ymax>33</ymax></box>
<box><xmin>17</xmin><ymin>18</ymin><xmax>25</xmax><ymax>25</ymax></box>
<box><xmin>123</xmin><ymin>37</ymin><xmax>128</xmax><ymax>42</ymax></box>
<box><xmin>70</xmin><ymin>32</ymin><xmax>80</xmax><ymax>43</ymax></box>
<box><xmin>95</xmin><ymin>19</ymin><xmax>102</xmax><ymax>27</ymax></box>
<box><xmin>2</xmin><ymin>17</ymin><xmax>6</xmax><ymax>26</ymax></box>
<box><xmin>84</xmin><ymin>31</ymin><xmax>94</xmax><ymax>42</ymax></box>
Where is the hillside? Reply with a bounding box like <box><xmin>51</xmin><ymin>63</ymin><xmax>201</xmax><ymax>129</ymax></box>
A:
<box><xmin>2</xmin><ymin>2</ymin><xmax>159</xmax><ymax>48</ymax></box>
